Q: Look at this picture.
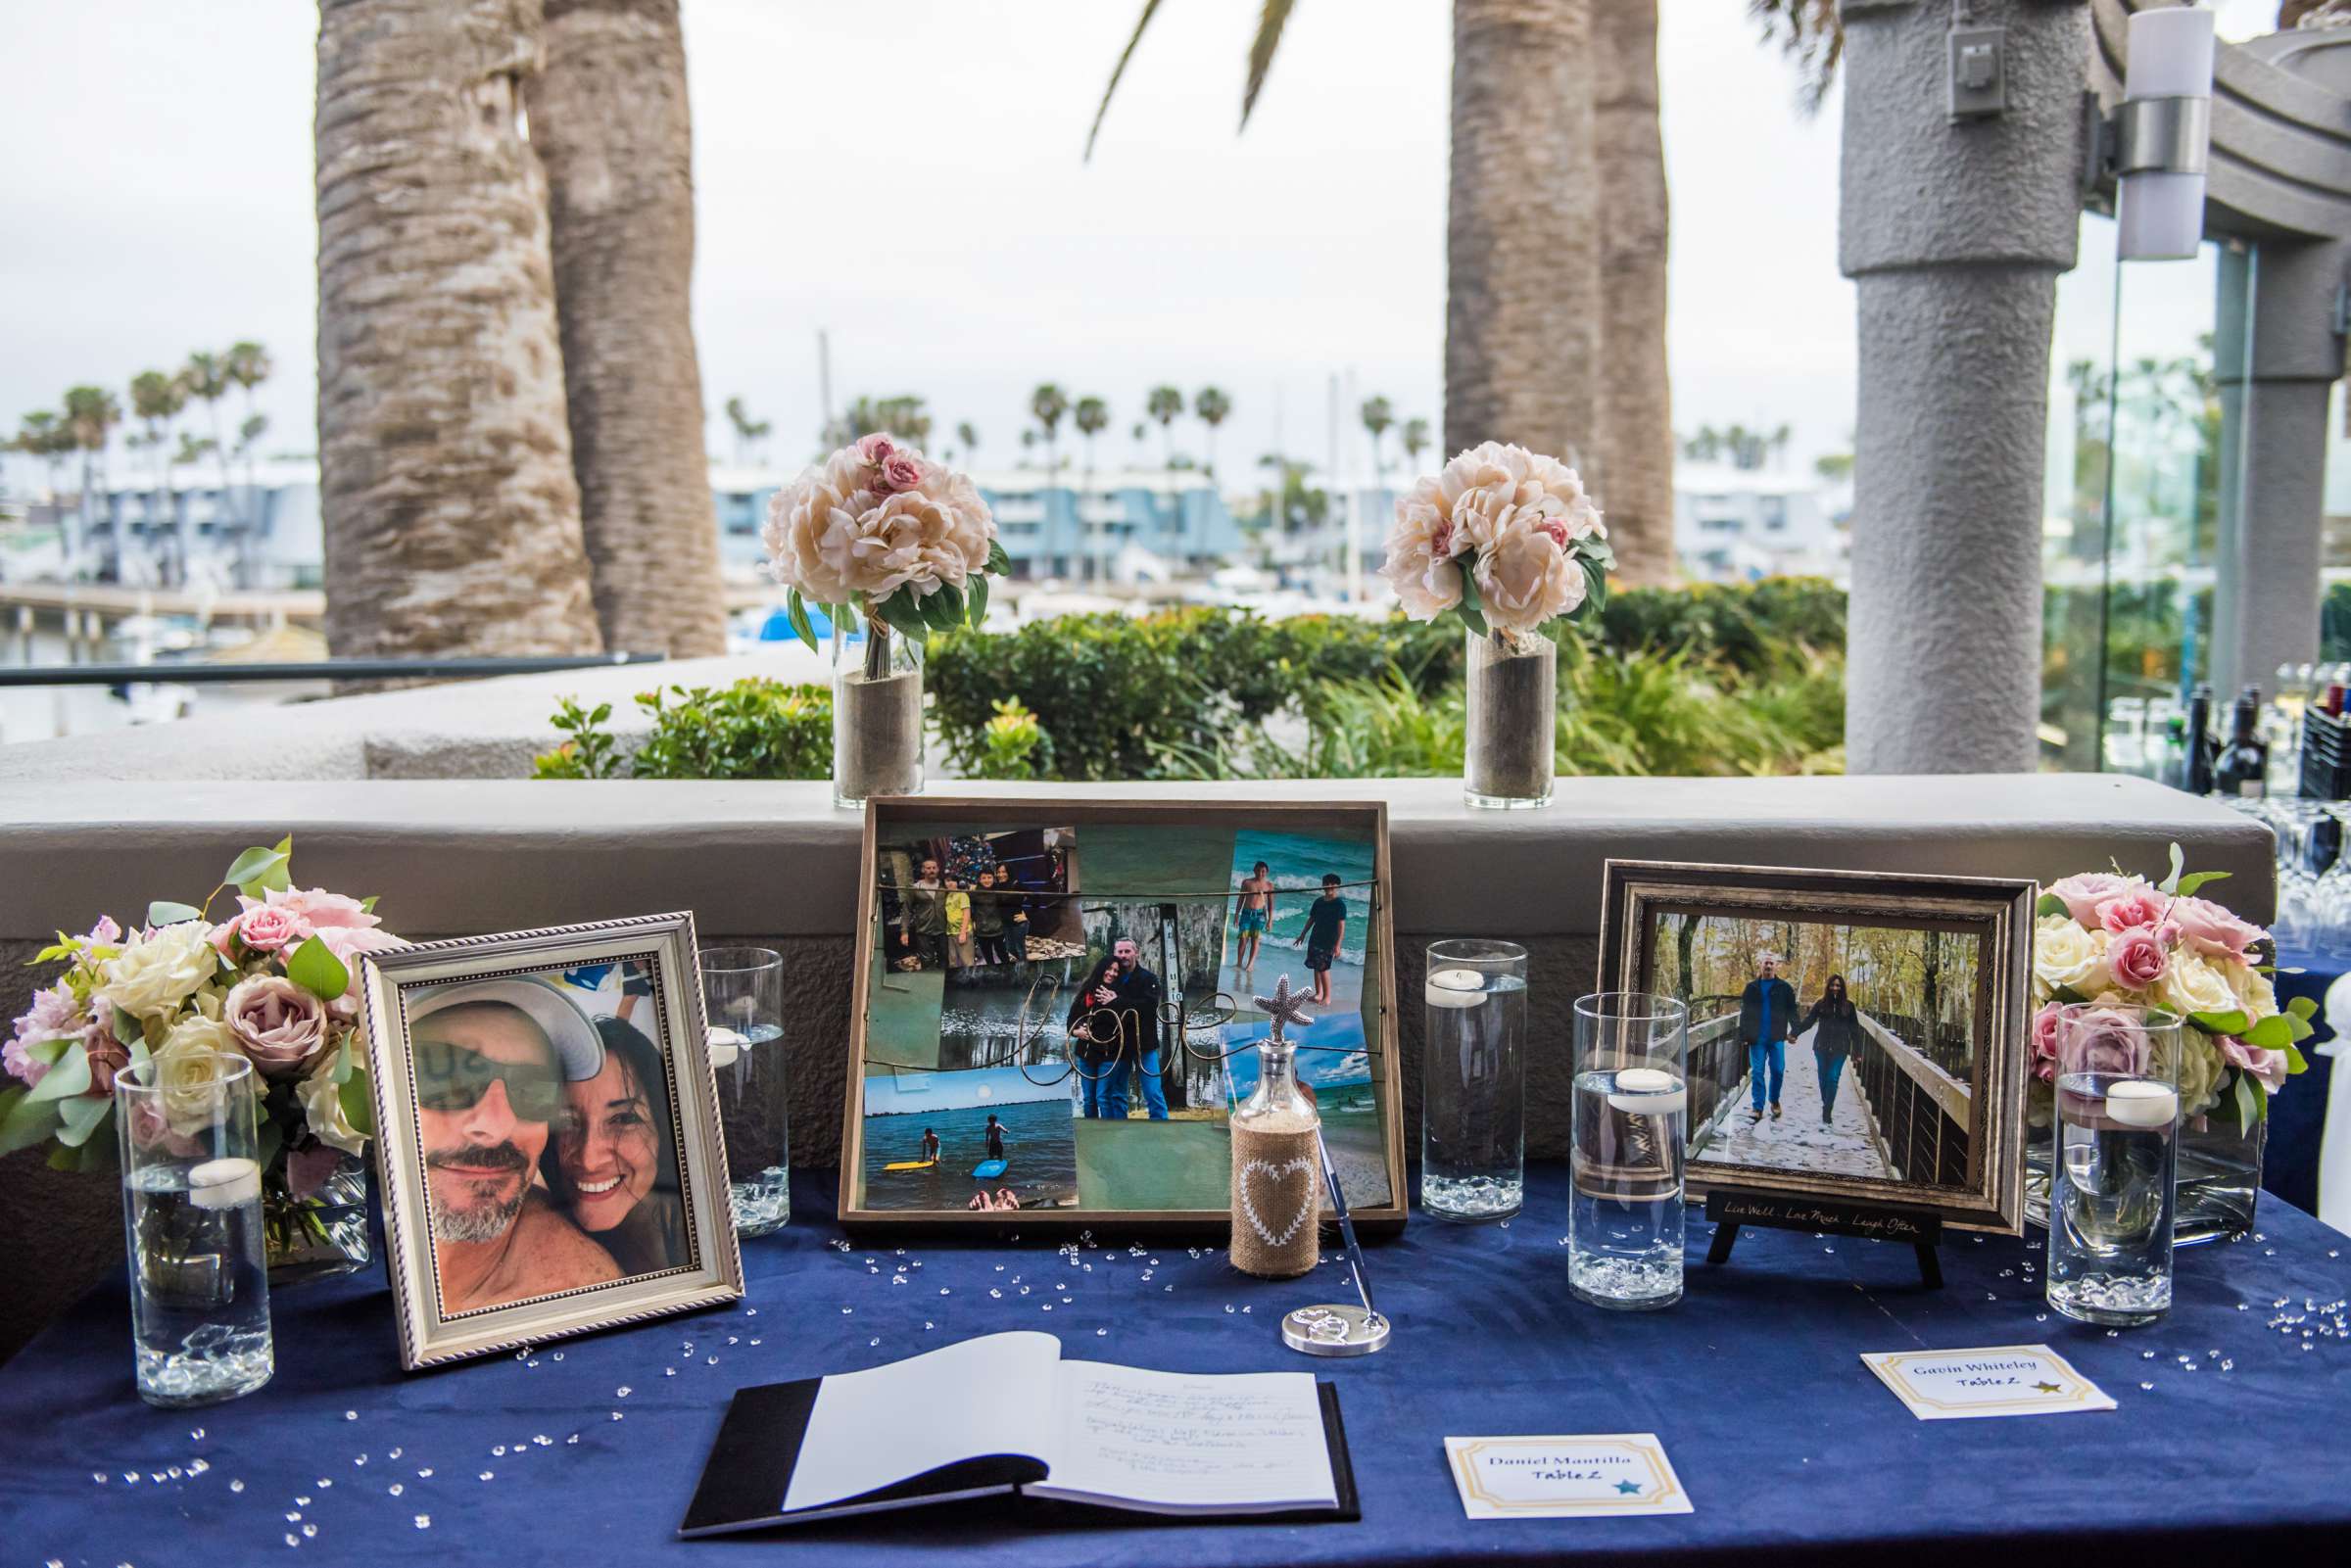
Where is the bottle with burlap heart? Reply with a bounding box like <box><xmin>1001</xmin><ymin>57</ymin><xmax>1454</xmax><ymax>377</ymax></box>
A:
<box><xmin>1230</xmin><ymin>1032</ymin><xmax>1322</xmax><ymax>1278</ymax></box>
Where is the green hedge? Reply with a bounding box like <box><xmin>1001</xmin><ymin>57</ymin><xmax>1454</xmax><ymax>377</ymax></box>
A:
<box><xmin>532</xmin><ymin>679</ymin><xmax>833</xmax><ymax>781</ymax></box>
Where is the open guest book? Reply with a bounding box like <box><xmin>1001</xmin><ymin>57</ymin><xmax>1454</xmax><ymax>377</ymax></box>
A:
<box><xmin>679</xmin><ymin>1331</ymin><xmax>1359</xmax><ymax>1534</ymax></box>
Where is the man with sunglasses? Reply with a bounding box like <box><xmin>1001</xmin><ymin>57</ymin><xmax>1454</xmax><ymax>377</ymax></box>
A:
<box><xmin>410</xmin><ymin>979</ymin><xmax>621</xmax><ymax>1313</ymax></box>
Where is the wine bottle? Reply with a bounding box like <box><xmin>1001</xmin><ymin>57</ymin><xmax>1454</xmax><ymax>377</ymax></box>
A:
<box><xmin>2214</xmin><ymin>689</ymin><xmax>2268</xmax><ymax>800</ymax></box>
<box><xmin>2183</xmin><ymin>685</ymin><xmax>2215</xmax><ymax>794</ymax></box>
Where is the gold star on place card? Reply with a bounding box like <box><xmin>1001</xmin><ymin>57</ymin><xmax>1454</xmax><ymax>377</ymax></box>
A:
<box><xmin>2032</xmin><ymin>1381</ymin><xmax>2063</xmax><ymax>1394</ymax></box>
<box><xmin>1252</xmin><ymin>974</ymin><xmax>1316</xmax><ymax>1047</ymax></box>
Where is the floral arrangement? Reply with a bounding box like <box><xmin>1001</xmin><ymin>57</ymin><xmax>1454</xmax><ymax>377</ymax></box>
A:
<box><xmin>1</xmin><ymin>838</ymin><xmax>400</xmax><ymax>1198</ymax></box>
<box><xmin>1376</xmin><ymin>441</ymin><xmax>1613</xmax><ymax>635</ymax></box>
<box><xmin>2031</xmin><ymin>845</ymin><xmax>2310</xmax><ymax>1125</ymax></box>
<box><xmin>761</xmin><ymin>432</ymin><xmax>1009</xmax><ymax>649</ymax></box>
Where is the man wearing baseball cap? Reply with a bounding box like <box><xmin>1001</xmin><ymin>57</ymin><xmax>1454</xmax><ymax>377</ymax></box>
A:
<box><xmin>409</xmin><ymin>976</ymin><xmax>621</xmax><ymax>1314</ymax></box>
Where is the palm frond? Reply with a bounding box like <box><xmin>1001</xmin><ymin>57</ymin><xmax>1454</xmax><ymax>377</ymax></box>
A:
<box><xmin>1084</xmin><ymin>0</ymin><xmax>1166</xmax><ymax>163</ymax></box>
<box><xmin>1240</xmin><ymin>0</ymin><xmax>1299</xmax><ymax>131</ymax></box>
<box><xmin>1748</xmin><ymin>0</ymin><xmax>1843</xmax><ymax>117</ymax></box>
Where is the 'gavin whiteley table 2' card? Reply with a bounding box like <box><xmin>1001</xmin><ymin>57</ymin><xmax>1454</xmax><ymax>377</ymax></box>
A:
<box><xmin>1860</xmin><ymin>1344</ymin><xmax>2117</xmax><ymax>1421</ymax></box>
<box><xmin>1444</xmin><ymin>1435</ymin><xmax>1693</xmax><ymax>1519</ymax></box>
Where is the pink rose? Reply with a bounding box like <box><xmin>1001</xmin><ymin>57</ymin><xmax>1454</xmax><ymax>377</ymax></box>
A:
<box><xmin>257</xmin><ymin>885</ymin><xmax>380</xmax><ymax>933</ymax></box>
<box><xmin>2046</xmin><ymin>873</ymin><xmax>2138</xmax><ymax>928</ymax></box>
<box><xmin>285</xmin><ymin>1140</ymin><xmax>348</xmax><ymax>1199</ymax></box>
<box><xmin>2219</xmin><ymin>1036</ymin><xmax>2289</xmax><ymax>1094</ymax></box>
<box><xmin>2169</xmin><ymin>895</ymin><xmax>2266</xmax><ymax>962</ymax></box>
<box><xmin>879</xmin><ymin>452</ymin><xmax>924</xmax><ymax>493</ymax></box>
<box><xmin>2107</xmin><ymin>927</ymin><xmax>2170</xmax><ymax>991</ymax></box>
<box><xmin>2096</xmin><ymin>887</ymin><xmax>2170</xmax><ymax>935</ymax></box>
<box><xmin>219</xmin><ymin>903</ymin><xmax>306</xmax><ymax>956</ymax></box>
<box><xmin>855</xmin><ymin>432</ymin><xmax>894</xmax><ymax>465</ymax></box>
<box><xmin>314</xmin><ymin>927</ymin><xmax>406</xmax><ymax>1015</ymax></box>
<box><xmin>223</xmin><ymin>974</ymin><xmax>330</xmax><ymax>1078</ymax></box>
<box><xmin>2029</xmin><ymin>1001</ymin><xmax>2065</xmax><ymax>1084</ymax></box>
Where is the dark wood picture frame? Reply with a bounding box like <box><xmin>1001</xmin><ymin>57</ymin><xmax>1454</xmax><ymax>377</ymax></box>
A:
<box><xmin>1598</xmin><ymin>859</ymin><xmax>2037</xmax><ymax>1233</ymax></box>
<box><xmin>840</xmin><ymin>796</ymin><xmax>1407</xmax><ymax>1235</ymax></box>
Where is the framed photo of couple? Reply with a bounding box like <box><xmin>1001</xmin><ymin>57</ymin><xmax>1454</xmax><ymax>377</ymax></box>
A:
<box><xmin>840</xmin><ymin>796</ymin><xmax>1406</xmax><ymax>1232</ymax></box>
<box><xmin>1598</xmin><ymin>860</ymin><xmax>2038</xmax><ymax>1232</ymax></box>
<box><xmin>359</xmin><ymin>913</ymin><xmax>744</xmax><ymax>1370</ymax></box>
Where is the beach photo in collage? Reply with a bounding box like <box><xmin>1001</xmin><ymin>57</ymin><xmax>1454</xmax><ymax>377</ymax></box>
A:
<box><xmin>849</xmin><ymin>812</ymin><xmax>1392</xmax><ymax>1217</ymax></box>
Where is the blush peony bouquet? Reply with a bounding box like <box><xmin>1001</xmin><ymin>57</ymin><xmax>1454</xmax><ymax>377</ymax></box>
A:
<box><xmin>2030</xmin><ymin>843</ymin><xmax>2310</xmax><ymax>1127</ymax></box>
<box><xmin>1375</xmin><ymin>441</ymin><xmax>1612</xmax><ymax>635</ymax></box>
<box><xmin>760</xmin><ymin>432</ymin><xmax>1008</xmax><ymax>648</ymax></box>
<box><xmin>2</xmin><ymin>838</ymin><xmax>401</xmax><ymax>1261</ymax></box>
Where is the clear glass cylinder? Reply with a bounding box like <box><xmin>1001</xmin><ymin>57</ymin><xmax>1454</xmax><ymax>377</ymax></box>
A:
<box><xmin>1229</xmin><ymin>1040</ymin><xmax>1321</xmax><ymax>1277</ymax></box>
<box><xmin>1463</xmin><ymin>628</ymin><xmax>1556</xmax><ymax>808</ymax></box>
<box><xmin>1568</xmin><ymin>991</ymin><xmax>1689</xmax><ymax>1310</ymax></box>
<box><xmin>2046</xmin><ymin>1005</ymin><xmax>2183</xmax><ymax>1328</ymax></box>
<box><xmin>703</xmin><ymin>946</ymin><xmax>791</xmax><ymax>1236</ymax></box>
<box><xmin>114</xmin><ymin>1051</ymin><xmax>273</xmax><ymax>1407</ymax></box>
<box><xmin>832</xmin><ymin>617</ymin><xmax>925</xmax><ymax>809</ymax></box>
<box><xmin>1420</xmin><ymin>938</ymin><xmax>1528</xmax><ymax>1221</ymax></box>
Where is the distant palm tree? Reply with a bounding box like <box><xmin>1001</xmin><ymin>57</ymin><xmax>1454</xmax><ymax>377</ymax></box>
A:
<box><xmin>1129</xmin><ymin>420</ymin><xmax>1149</xmax><ymax>464</ymax></box>
<box><xmin>12</xmin><ymin>410</ymin><xmax>73</xmax><ymax>499</ymax></box>
<box><xmin>1031</xmin><ymin>384</ymin><xmax>1069</xmax><ymax>478</ymax></box>
<box><xmin>129</xmin><ymin>370</ymin><xmax>188</xmax><ymax>581</ymax></box>
<box><xmin>1145</xmin><ymin>386</ymin><xmax>1183</xmax><ymax>467</ymax></box>
<box><xmin>1075</xmin><ymin>396</ymin><xmax>1110</xmax><ymax>581</ymax></box>
<box><xmin>956</xmin><ymin>420</ymin><xmax>980</xmax><ymax>464</ymax></box>
<box><xmin>1401</xmin><ymin>416</ymin><xmax>1431</xmax><ymax>473</ymax></box>
<box><xmin>1359</xmin><ymin>396</ymin><xmax>1394</xmax><ymax>480</ymax></box>
<box><xmin>62</xmin><ymin>385</ymin><xmax>121</xmax><ymax>577</ymax></box>
<box><xmin>181</xmin><ymin>351</ymin><xmax>240</xmax><ymax>522</ymax></box>
<box><xmin>1193</xmin><ymin>386</ymin><xmax>1231</xmax><ymax>477</ymax></box>
<box><xmin>723</xmin><ymin>396</ymin><xmax>772</xmax><ymax>465</ymax></box>
<box><xmin>224</xmin><ymin>341</ymin><xmax>272</xmax><ymax>499</ymax></box>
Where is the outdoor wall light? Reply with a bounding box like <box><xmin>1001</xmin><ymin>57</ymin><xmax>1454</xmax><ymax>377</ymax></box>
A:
<box><xmin>2113</xmin><ymin>3</ymin><xmax>2215</xmax><ymax>261</ymax></box>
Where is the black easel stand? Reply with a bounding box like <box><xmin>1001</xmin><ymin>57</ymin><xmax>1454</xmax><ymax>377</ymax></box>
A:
<box><xmin>1703</xmin><ymin>1189</ymin><xmax>1943</xmax><ymax>1288</ymax></box>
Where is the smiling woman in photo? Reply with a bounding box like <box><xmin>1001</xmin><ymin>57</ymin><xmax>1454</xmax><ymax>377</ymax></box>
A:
<box><xmin>543</xmin><ymin>1016</ymin><xmax>688</xmax><ymax>1277</ymax></box>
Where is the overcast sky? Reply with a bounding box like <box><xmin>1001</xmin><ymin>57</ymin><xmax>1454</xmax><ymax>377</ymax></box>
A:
<box><xmin>0</xmin><ymin>0</ymin><xmax>2276</xmax><ymax>496</ymax></box>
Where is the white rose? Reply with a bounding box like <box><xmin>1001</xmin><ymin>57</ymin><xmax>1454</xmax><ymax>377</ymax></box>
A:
<box><xmin>2156</xmin><ymin>950</ymin><xmax>2240</xmax><ymax>1020</ymax></box>
<box><xmin>1376</xmin><ymin>481</ymin><xmax>1465</xmax><ymax>620</ymax></box>
<box><xmin>150</xmin><ymin>1015</ymin><xmax>246</xmax><ymax>1135</ymax></box>
<box><xmin>2176</xmin><ymin>1031</ymin><xmax>2227</xmax><ymax>1118</ymax></box>
<box><xmin>103</xmin><ymin>924</ymin><xmax>222</xmax><ymax>1022</ymax></box>
<box><xmin>1473</xmin><ymin>516</ymin><xmax>1585</xmax><ymax>634</ymax></box>
<box><xmin>2225</xmin><ymin>960</ymin><xmax>2278</xmax><ymax>1021</ymax></box>
<box><xmin>2032</xmin><ymin>915</ymin><xmax>2111</xmax><ymax>998</ymax></box>
<box><xmin>297</xmin><ymin>1051</ymin><xmax>368</xmax><ymax>1157</ymax></box>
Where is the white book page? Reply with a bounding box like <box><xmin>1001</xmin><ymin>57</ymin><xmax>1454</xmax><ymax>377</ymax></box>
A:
<box><xmin>1031</xmin><ymin>1360</ymin><xmax>1336</xmax><ymax>1514</ymax></box>
<box><xmin>782</xmin><ymin>1332</ymin><xmax>1063</xmax><ymax>1512</ymax></box>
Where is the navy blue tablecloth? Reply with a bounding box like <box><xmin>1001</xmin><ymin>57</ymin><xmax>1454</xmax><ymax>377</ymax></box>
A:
<box><xmin>6</xmin><ymin>1166</ymin><xmax>2349</xmax><ymax>1567</ymax></box>
<box><xmin>2270</xmin><ymin>947</ymin><xmax>2342</xmax><ymax>1216</ymax></box>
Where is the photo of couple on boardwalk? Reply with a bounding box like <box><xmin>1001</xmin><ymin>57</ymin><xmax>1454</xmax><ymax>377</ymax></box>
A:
<box><xmin>1656</xmin><ymin>913</ymin><xmax>1982</xmax><ymax>1188</ymax></box>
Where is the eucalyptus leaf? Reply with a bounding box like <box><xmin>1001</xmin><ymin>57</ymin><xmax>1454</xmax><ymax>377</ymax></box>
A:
<box><xmin>329</xmin><ymin>1031</ymin><xmax>356</xmax><ymax>1086</ymax></box>
<box><xmin>222</xmin><ymin>843</ymin><xmax>291</xmax><ymax>897</ymax></box>
<box><xmin>2035</xmin><ymin>893</ymin><xmax>2070</xmax><ymax>920</ymax></box>
<box><xmin>2050</xmin><ymin>983</ymin><xmax>2090</xmax><ymax>1006</ymax></box>
<box><xmin>55</xmin><ymin>1094</ymin><xmax>111</xmax><ymax>1149</ymax></box>
<box><xmin>2288</xmin><ymin>994</ymin><xmax>2319</xmax><ymax>1021</ymax></box>
<box><xmin>24</xmin><ymin>1043</ymin><xmax>91</xmax><ymax>1105</ymax></box>
<box><xmin>147</xmin><ymin>900</ymin><xmax>204</xmax><ymax>927</ymax></box>
<box><xmin>2284</xmin><ymin>1040</ymin><xmax>2311</xmax><ymax>1075</ymax></box>
<box><xmin>2242</xmin><ymin>1014</ymin><xmax>2293</xmax><ymax>1050</ymax></box>
<box><xmin>2173</xmin><ymin>869</ymin><xmax>2231</xmax><ymax>897</ymax></box>
<box><xmin>2158</xmin><ymin>842</ymin><xmax>2185</xmax><ymax>897</ymax></box>
<box><xmin>256</xmin><ymin>1118</ymin><xmax>283</xmax><ymax>1175</ymax></box>
<box><xmin>2190</xmin><ymin>1009</ymin><xmax>2251</xmax><ymax>1038</ymax></box>
<box><xmin>22</xmin><ymin>1036</ymin><xmax>71</xmax><ymax>1068</ymax></box>
<box><xmin>340</xmin><ymin>1068</ymin><xmax>375</xmax><ymax>1140</ymax></box>
<box><xmin>285</xmin><ymin>936</ymin><xmax>352</xmax><ymax>1005</ymax></box>
<box><xmin>46</xmin><ymin>1143</ymin><xmax>80</xmax><ymax>1172</ymax></box>
<box><xmin>2234</xmin><ymin>1071</ymin><xmax>2265</xmax><ymax>1128</ymax></box>
<box><xmin>0</xmin><ymin>1088</ymin><xmax>64</xmax><ymax>1155</ymax></box>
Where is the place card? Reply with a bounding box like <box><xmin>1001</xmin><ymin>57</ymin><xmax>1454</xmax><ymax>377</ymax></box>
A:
<box><xmin>1860</xmin><ymin>1344</ymin><xmax>2116</xmax><ymax>1421</ymax></box>
<box><xmin>1444</xmin><ymin>1434</ymin><xmax>1693</xmax><ymax>1519</ymax></box>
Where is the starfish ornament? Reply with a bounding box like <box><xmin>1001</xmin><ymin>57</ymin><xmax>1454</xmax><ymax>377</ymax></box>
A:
<box><xmin>1253</xmin><ymin>974</ymin><xmax>1316</xmax><ymax>1047</ymax></box>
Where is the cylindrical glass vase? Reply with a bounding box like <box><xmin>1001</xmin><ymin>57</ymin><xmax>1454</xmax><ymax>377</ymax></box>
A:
<box><xmin>2046</xmin><ymin>1006</ymin><xmax>2183</xmax><ymax>1329</ymax></box>
<box><xmin>1420</xmin><ymin>938</ymin><xmax>1529</xmax><ymax>1221</ymax></box>
<box><xmin>1464</xmin><ymin>628</ymin><xmax>1556</xmax><ymax>808</ymax></box>
<box><xmin>115</xmin><ymin>1051</ymin><xmax>273</xmax><ymax>1407</ymax></box>
<box><xmin>833</xmin><ymin>617</ymin><xmax>924</xmax><ymax>809</ymax></box>
<box><xmin>1569</xmin><ymin>992</ymin><xmax>1689</xmax><ymax>1311</ymax></box>
<box><xmin>703</xmin><ymin>946</ymin><xmax>791</xmax><ymax>1237</ymax></box>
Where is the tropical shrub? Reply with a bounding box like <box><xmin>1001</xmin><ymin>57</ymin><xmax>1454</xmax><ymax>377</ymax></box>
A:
<box><xmin>533</xmin><ymin>679</ymin><xmax>833</xmax><ymax>781</ymax></box>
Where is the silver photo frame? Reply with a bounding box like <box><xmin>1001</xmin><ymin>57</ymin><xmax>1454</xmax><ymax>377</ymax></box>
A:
<box><xmin>359</xmin><ymin>913</ymin><xmax>744</xmax><ymax>1369</ymax></box>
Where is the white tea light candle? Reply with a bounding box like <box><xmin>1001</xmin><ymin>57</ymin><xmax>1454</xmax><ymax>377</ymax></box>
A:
<box><xmin>1607</xmin><ymin>1068</ymin><xmax>1687</xmax><ymax>1116</ymax></box>
<box><xmin>707</xmin><ymin>1026</ymin><xmax>747</xmax><ymax>1069</ymax></box>
<box><xmin>188</xmin><ymin>1157</ymin><xmax>263</xmax><ymax>1211</ymax></box>
<box><xmin>2103</xmin><ymin>1078</ymin><xmax>2179</xmax><ymax>1129</ymax></box>
<box><xmin>1425</xmin><ymin>968</ymin><xmax>1486</xmax><ymax>1009</ymax></box>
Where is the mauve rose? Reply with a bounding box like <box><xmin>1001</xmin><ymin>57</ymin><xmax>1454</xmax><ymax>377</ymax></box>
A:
<box><xmin>2095</xmin><ymin>887</ymin><xmax>2170</xmax><ymax>935</ymax></box>
<box><xmin>855</xmin><ymin>432</ymin><xmax>894</xmax><ymax>465</ymax></box>
<box><xmin>2030</xmin><ymin>1001</ymin><xmax>2065</xmax><ymax>1084</ymax></box>
<box><xmin>224</xmin><ymin>974</ymin><xmax>330</xmax><ymax>1078</ymax></box>
<box><xmin>2063</xmin><ymin>1006</ymin><xmax>2153</xmax><ymax>1079</ymax></box>
<box><xmin>2107</xmin><ymin>927</ymin><xmax>2170</xmax><ymax>990</ymax></box>
<box><xmin>2220</xmin><ymin>1035</ymin><xmax>2289</xmax><ymax>1093</ymax></box>
<box><xmin>2169</xmin><ymin>895</ymin><xmax>2266</xmax><ymax>961</ymax></box>
<box><xmin>879</xmin><ymin>452</ymin><xmax>924</xmax><ymax>493</ymax></box>
<box><xmin>2046</xmin><ymin>872</ymin><xmax>2138</xmax><ymax>928</ymax></box>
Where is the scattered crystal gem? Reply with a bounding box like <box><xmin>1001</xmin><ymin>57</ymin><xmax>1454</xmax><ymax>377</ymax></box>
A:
<box><xmin>413</xmin><ymin>1515</ymin><xmax>431</xmax><ymax>1530</ymax></box>
<box><xmin>230</xmin><ymin>1480</ymin><xmax>245</xmax><ymax>1494</ymax></box>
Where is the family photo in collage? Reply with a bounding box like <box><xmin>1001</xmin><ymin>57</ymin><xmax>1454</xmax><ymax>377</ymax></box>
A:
<box><xmin>855</xmin><ymin>820</ymin><xmax>1390</xmax><ymax>1217</ymax></box>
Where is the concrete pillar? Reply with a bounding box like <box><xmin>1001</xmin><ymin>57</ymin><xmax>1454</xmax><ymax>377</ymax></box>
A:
<box><xmin>2209</xmin><ymin>237</ymin><xmax>2349</xmax><ymax>702</ymax></box>
<box><xmin>1839</xmin><ymin>0</ymin><xmax>2090</xmax><ymax>774</ymax></box>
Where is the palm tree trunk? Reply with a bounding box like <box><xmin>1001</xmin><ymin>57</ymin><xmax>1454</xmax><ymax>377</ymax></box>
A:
<box><xmin>1593</xmin><ymin>0</ymin><xmax>1674</xmax><ymax>587</ymax></box>
<box><xmin>314</xmin><ymin>0</ymin><xmax>600</xmax><ymax>659</ymax></box>
<box><xmin>529</xmin><ymin>0</ymin><xmax>726</xmax><ymax>657</ymax></box>
<box><xmin>1445</xmin><ymin>0</ymin><xmax>1602</xmax><ymax>463</ymax></box>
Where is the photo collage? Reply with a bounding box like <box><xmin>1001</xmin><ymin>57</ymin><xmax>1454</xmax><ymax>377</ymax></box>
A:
<box><xmin>854</xmin><ymin>816</ymin><xmax>1392</xmax><ymax>1216</ymax></box>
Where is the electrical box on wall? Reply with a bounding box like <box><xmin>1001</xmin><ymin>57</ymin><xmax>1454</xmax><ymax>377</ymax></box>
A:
<box><xmin>1948</xmin><ymin>24</ymin><xmax>2007</xmax><ymax>120</ymax></box>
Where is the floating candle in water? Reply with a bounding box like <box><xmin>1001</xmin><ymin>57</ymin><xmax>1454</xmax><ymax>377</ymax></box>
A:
<box><xmin>2104</xmin><ymin>1078</ymin><xmax>2179</xmax><ymax>1129</ymax></box>
<box><xmin>1607</xmin><ymin>1067</ymin><xmax>1687</xmax><ymax>1115</ymax></box>
<box><xmin>1424</xmin><ymin>968</ymin><xmax>1486</xmax><ymax>1009</ymax></box>
<box><xmin>188</xmin><ymin>1157</ymin><xmax>262</xmax><ymax>1211</ymax></box>
<box><xmin>706</xmin><ymin>1026</ymin><xmax>746</xmax><ymax>1069</ymax></box>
